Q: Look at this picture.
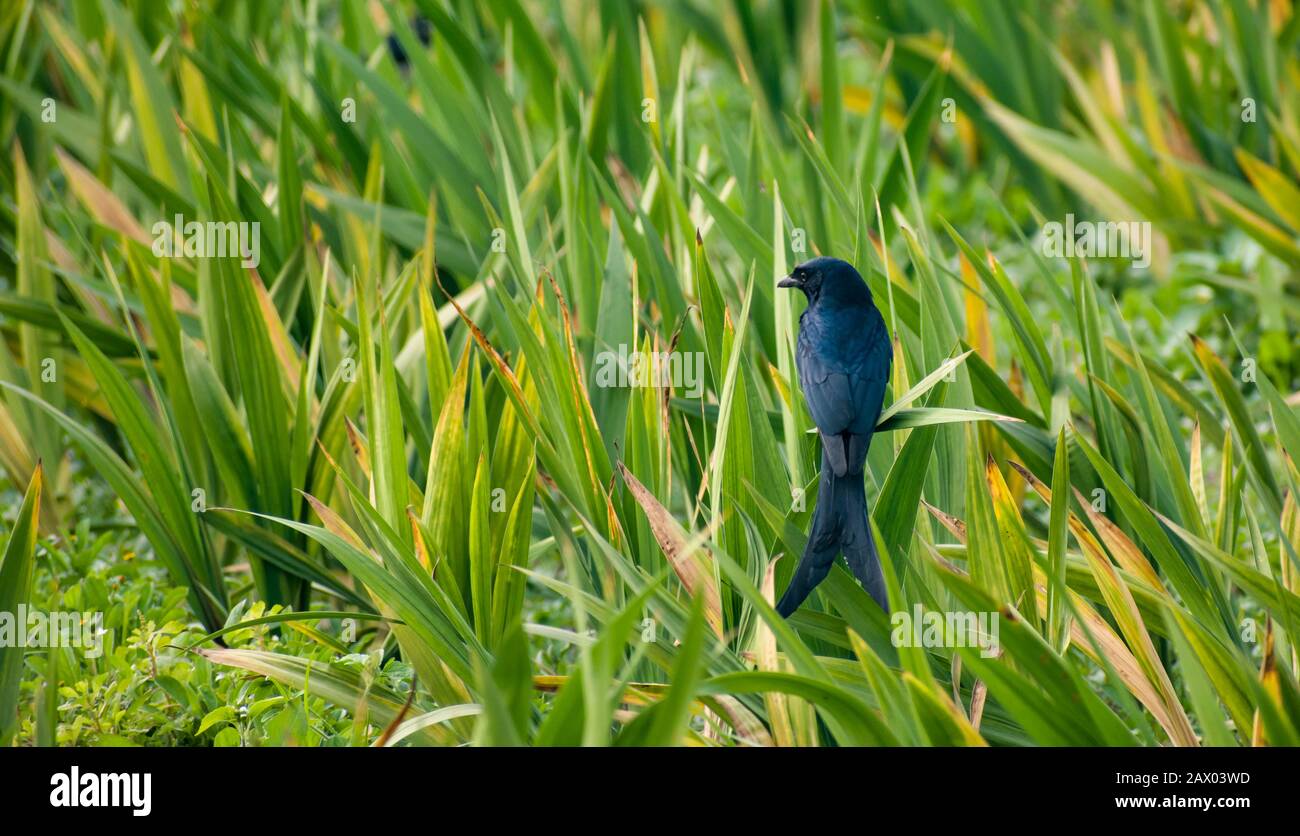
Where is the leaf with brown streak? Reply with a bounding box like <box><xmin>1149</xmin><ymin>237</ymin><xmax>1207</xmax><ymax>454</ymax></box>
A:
<box><xmin>617</xmin><ymin>462</ymin><xmax>723</xmax><ymax>638</ymax></box>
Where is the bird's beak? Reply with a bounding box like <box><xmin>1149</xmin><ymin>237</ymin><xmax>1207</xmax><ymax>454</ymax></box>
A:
<box><xmin>777</xmin><ymin>274</ymin><xmax>801</xmax><ymax>289</ymax></box>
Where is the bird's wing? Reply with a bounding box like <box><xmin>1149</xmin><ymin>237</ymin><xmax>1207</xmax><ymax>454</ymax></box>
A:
<box><xmin>796</xmin><ymin>333</ymin><xmax>857</xmax><ymax>435</ymax></box>
<box><xmin>846</xmin><ymin>339</ymin><xmax>891</xmax><ymax>435</ymax></box>
<box><xmin>796</xmin><ymin>310</ymin><xmax>891</xmax><ymax>437</ymax></box>
<box><xmin>846</xmin><ymin>373</ymin><xmax>888</xmax><ymax>448</ymax></box>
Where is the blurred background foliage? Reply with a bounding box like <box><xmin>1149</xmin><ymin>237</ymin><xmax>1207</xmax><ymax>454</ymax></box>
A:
<box><xmin>0</xmin><ymin>0</ymin><xmax>1296</xmax><ymax>746</ymax></box>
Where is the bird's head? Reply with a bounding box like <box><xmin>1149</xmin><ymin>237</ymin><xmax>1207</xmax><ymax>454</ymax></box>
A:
<box><xmin>778</xmin><ymin>257</ymin><xmax>872</xmax><ymax>308</ymax></box>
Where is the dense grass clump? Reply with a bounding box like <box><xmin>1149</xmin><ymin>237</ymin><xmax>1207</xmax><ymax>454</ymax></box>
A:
<box><xmin>0</xmin><ymin>0</ymin><xmax>1297</xmax><ymax>746</ymax></box>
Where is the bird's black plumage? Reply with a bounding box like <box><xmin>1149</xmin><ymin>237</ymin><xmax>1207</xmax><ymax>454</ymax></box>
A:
<box><xmin>776</xmin><ymin>257</ymin><xmax>892</xmax><ymax>616</ymax></box>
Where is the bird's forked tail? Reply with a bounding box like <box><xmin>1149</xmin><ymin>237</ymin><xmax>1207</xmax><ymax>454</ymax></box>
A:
<box><xmin>775</xmin><ymin>448</ymin><xmax>888</xmax><ymax>617</ymax></box>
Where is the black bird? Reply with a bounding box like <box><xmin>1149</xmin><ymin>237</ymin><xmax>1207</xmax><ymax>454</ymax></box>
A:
<box><xmin>776</xmin><ymin>257</ymin><xmax>892</xmax><ymax>616</ymax></box>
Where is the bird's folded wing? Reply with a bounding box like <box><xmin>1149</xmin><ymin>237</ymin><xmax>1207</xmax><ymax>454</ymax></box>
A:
<box><xmin>797</xmin><ymin>333</ymin><xmax>890</xmax><ymax>437</ymax></box>
<box><xmin>797</xmin><ymin>349</ymin><xmax>858</xmax><ymax>435</ymax></box>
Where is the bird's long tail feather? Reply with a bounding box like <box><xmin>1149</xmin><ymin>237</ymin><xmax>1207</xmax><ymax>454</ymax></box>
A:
<box><xmin>776</xmin><ymin>448</ymin><xmax>888</xmax><ymax>617</ymax></box>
